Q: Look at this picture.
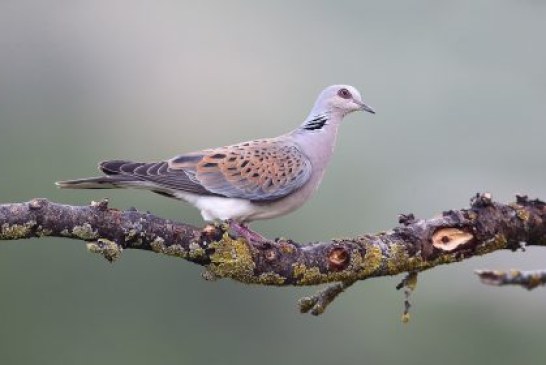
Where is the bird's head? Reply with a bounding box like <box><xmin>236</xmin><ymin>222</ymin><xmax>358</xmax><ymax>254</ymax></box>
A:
<box><xmin>314</xmin><ymin>85</ymin><xmax>375</xmax><ymax>116</ymax></box>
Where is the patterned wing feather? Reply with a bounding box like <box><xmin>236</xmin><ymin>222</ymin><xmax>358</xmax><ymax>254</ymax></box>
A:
<box><xmin>169</xmin><ymin>139</ymin><xmax>312</xmax><ymax>201</ymax></box>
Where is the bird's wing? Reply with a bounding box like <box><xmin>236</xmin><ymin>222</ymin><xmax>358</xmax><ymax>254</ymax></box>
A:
<box><xmin>100</xmin><ymin>139</ymin><xmax>312</xmax><ymax>202</ymax></box>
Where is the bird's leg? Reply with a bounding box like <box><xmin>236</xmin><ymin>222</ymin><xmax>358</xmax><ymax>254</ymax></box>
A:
<box><xmin>227</xmin><ymin>220</ymin><xmax>268</xmax><ymax>243</ymax></box>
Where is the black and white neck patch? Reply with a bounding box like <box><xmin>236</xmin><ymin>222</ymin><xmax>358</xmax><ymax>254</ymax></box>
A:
<box><xmin>303</xmin><ymin>115</ymin><xmax>329</xmax><ymax>131</ymax></box>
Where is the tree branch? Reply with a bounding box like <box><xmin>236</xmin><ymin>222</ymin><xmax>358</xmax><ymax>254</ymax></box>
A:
<box><xmin>475</xmin><ymin>269</ymin><xmax>546</xmax><ymax>290</ymax></box>
<box><xmin>1</xmin><ymin>193</ymin><xmax>545</xmax><ymax>316</ymax></box>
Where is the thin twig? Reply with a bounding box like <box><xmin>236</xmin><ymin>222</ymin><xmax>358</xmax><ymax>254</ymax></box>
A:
<box><xmin>475</xmin><ymin>269</ymin><xmax>546</xmax><ymax>290</ymax></box>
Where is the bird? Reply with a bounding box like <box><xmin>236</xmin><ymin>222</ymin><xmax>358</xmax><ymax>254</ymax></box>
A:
<box><xmin>57</xmin><ymin>85</ymin><xmax>375</xmax><ymax>241</ymax></box>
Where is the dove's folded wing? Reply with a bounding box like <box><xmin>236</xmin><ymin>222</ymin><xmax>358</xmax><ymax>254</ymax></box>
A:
<box><xmin>100</xmin><ymin>139</ymin><xmax>312</xmax><ymax>202</ymax></box>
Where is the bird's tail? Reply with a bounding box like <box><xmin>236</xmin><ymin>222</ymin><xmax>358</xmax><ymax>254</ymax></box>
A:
<box><xmin>55</xmin><ymin>176</ymin><xmax>137</xmax><ymax>189</ymax></box>
<box><xmin>55</xmin><ymin>160</ymin><xmax>154</xmax><ymax>190</ymax></box>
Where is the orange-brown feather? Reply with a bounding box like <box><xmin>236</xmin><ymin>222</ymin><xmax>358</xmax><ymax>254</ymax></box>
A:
<box><xmin>167</xmin><ymin>139</ymin><xmax>311</xmax><ymax>201</ymax></box>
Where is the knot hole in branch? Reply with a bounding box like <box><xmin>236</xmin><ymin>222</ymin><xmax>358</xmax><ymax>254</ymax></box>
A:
<box><xmin>328</xmin><ymin>246</ymin><xmax>350</xmax><ymax>271</ymax></box>
<box><xmin>431</xmin><ymin>228</ymin><xmax>474</xmax><ymax>252</ymax></box>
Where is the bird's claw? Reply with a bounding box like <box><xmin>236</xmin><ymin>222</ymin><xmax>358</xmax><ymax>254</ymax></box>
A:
<box><xmin>226</xmin><ymin>220</ymin><xmax>268</xmax><ymax>243</ymax></box>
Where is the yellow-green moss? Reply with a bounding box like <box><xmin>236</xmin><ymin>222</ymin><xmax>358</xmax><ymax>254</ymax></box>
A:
<box><xmin>149</xmin><ymin>237</ymin><xmax>188</xmax><ymax>258</ymax></box>
<box><xmin>360</xmin><ymin>243</ymin><xmax>383</xmax><ymax>277</ymax></box>
<box><xmin>72</xmin><ymin>223</ymin><xmax>98</xmax><ymax>240</ymax></box>
<box><xmin>385</xmin><ymin>243</ymin><xmax>410</xmax><ymax>274</ymax></box>
<box><xmin>36</xmin><ymin>227</ymin><xmax>53</xmax><ymax>237</ymax></box>
<box><xmin>0</xmin><ymin>221</ymin><xmax>36</xmax><ymax>239</ymax></box>
<box><xmin>149</xmin><ymin>237</ymin><xmax>165</xmax><ymax>253</ymax></box>
<box><xmin>207</xmin><ymin>233</ymin><xmax>255</xmax><ymax>282</ymax></box>
<box><xmin>257</xmin><ymin>272</ymin><xmax>287</xmax><ymax>285</ymax></box>
<box><xmin>87</xmin><ymin>238</ymin><xmax>122</xmax><ymax>262</ymax></box>
<box><xmin>517</xmin><ymin>209</ymin><xmax>531</xmax><ymax>222</ymax></box>
<box><xmin>475</xmin><ymin>234</ymin><xmax>508</xmax><ymax>256</ymax></box>
<box><xmin>292</xmin><ymin>263</ymin><xmax>323</xmax><ymax>285</ymax></box>
<box><xmin>278</xmin><ymin>241</ymin><xmax>296</xmax><ymax>255</ymax></box>
<box><xmin>510</xmin><ymin>203</ymin><xmax>531</xmax><ymax>222</ymax></box>
<box><xmin>188</xmin><ymin>242</ymin><xmax>206</xmax><ymax>259</ymax></box>
<box><xmin>163</xmin><ymin>244</ymin><xmax>187</xmax><ymax>258</ymax></box>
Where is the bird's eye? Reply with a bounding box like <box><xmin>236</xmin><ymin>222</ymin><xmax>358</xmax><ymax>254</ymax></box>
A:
<box><xmin>337</xmin><ymin>88</ymin><xmax>352</xmax><ymax>99</ymax></box>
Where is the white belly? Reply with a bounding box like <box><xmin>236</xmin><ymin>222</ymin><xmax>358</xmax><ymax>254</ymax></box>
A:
<box><xmin>177</xmin><ymin>192</ymin><xmax>258</xmax><ymax>221</ymax></box>
<box><xmin>173</xmin><ymin>188</ymin><xmax>313</xmax><ymax>223</ymax></box>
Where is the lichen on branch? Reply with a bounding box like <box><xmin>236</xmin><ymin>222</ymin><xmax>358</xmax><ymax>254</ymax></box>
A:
<box><xmin>0</xmin><ymin>193</ymin><xmax>545</xmax><ymax>316</ymax></box>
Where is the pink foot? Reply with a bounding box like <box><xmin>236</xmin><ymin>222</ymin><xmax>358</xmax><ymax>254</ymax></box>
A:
<box><xmin>227</xmin><ymin>220</ymin><xmax>268</xmax><ymax>243</ymax></box>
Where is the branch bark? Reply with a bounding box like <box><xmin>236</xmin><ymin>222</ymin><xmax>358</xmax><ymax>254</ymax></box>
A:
<box><xmin>476</xmin><ymin>269</ymin><xmax>546</xmax><ymax>290</ymax></box>
<box><xmin>1</xmin><ymin>193</ymin><xmax>545</xmax><ymax>316</ymax></box>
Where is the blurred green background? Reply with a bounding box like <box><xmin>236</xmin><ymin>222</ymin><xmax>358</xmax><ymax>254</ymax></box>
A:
<box><xmin>1</xmin><ymin>1</ymin><xmax>546</xmax><ymax>364</ymax></box>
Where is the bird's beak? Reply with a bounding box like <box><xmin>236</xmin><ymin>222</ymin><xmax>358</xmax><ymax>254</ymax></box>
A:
<box><xmin>354</xmin><ymin>99</ymin><xmax>375</xmax><ymax>114</ymax></box>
